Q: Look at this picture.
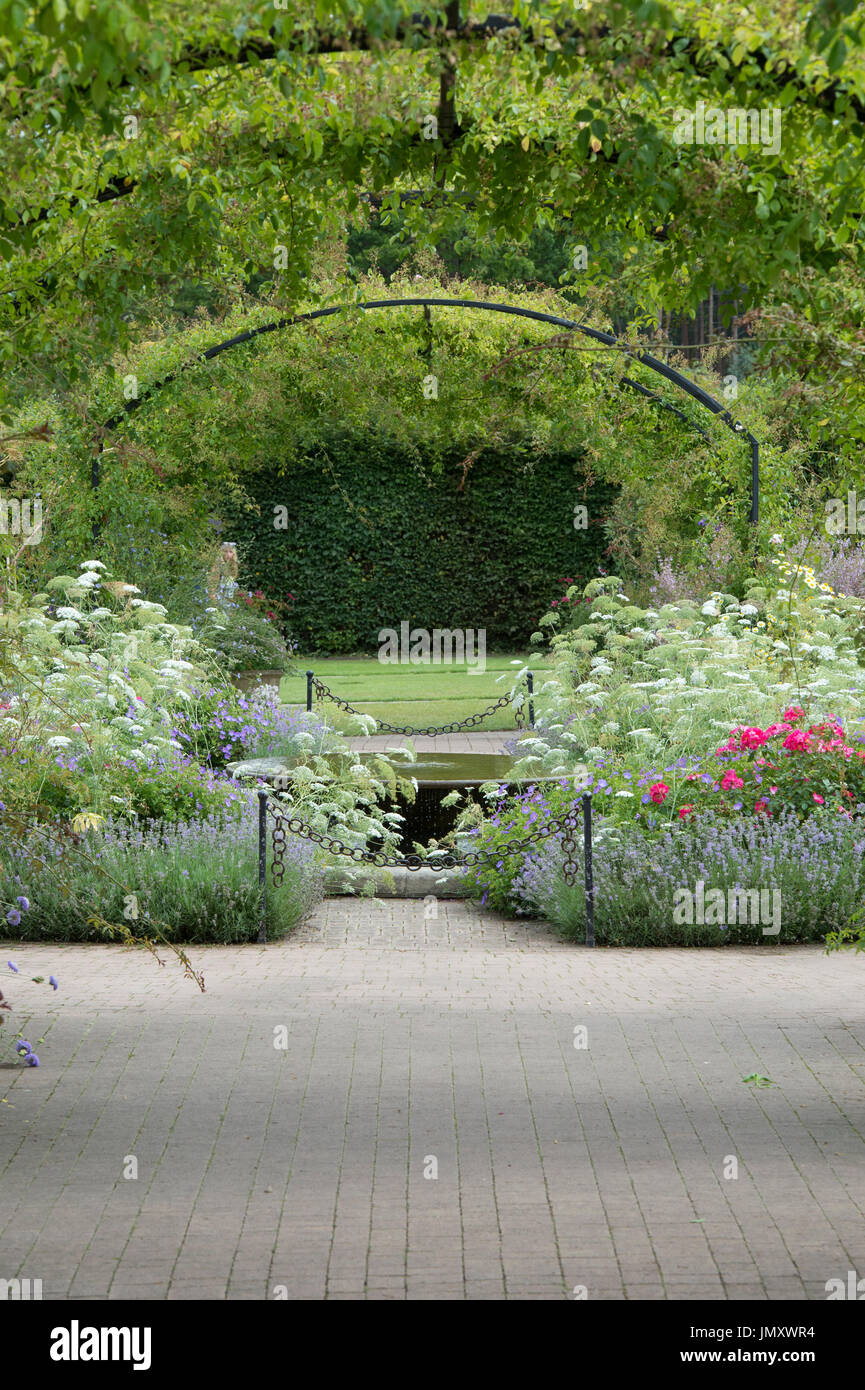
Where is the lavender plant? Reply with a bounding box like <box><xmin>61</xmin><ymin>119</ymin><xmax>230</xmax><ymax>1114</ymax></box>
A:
<box><xmin>506</xmin><ymin>809</ymin><xmax>865</xmax><ymax>946</ymax></box>
<box><xmin>0</xmin><ymin>794</ymin><xmax>325</xmax><ymax>944</ymax></box>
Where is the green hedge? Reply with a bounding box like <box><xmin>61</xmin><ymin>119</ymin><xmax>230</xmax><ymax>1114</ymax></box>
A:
<box><xmin>225</xmin><ymin>431</ymin><xmax>617</xmax><ymax>652</ymax></box>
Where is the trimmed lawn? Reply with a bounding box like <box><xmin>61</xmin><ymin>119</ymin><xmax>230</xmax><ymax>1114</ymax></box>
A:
<box><xmin>280</xmin><ymin>654</ymin><xmax>549</xmax><ymax>731</ymax></box>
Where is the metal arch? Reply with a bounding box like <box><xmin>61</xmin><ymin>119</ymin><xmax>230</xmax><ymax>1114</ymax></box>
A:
<box><xmin>95</xmin><ymin>297</ymin><xmax>760</xmax><ymax>524</ymax></box>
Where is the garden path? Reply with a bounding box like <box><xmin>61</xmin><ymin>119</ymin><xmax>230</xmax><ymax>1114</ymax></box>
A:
<box><xmin>2</xmin><ymin>912</ymin><xmax>864</xmax><ymax>1300</ymax></box>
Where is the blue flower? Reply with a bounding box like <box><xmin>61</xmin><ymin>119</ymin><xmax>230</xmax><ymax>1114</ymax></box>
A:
<box><xmin>5</xmin><ymin>909</ymin><xmax>20</xmax><ymax>927</ymax></box>
<box><xmin>49</xmin><ymin>976</ymin><xmax>58</xmax><ymax>991</ymax></box>
<box><xmin>15</xmin><ymin>1040</ymin><xmax>31</xmax><ymax>1056</ymax></box>
<box><xmin>7</xmin><ymin>960</ymin><xmax>19</xmax><ymax>973</ymax></box>
<box><xmin>15</xmin><ymin>896</ymin><xmax>29</xmax><ymax>911</ymax></box>
<box><xmin>26</xmin><ymin>1053</ymin><xmax>39</xmax><ymax>1067</ymax></box>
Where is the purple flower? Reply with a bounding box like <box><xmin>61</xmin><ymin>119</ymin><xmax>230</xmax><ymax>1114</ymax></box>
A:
<box><xmin>15</xmin><ymin>1040</ymin><xmax>30</xmax><ymax>1056</ymax></box>
<box><xmin>26</xmin><ymin>1053</ymin><xmax>39</xmax><ymax>1067</ymax></box>
<box><xmin>7</xmin><ymin>960</ymin><xmax>19</xmax><ymax>973</ymax></box>
<box><xmin>15</xmin><ymin>896</ymin><xmax>29</xmax><ymax>911</ymax></box>
<box><xmin>49</xmin><ymin>976</ymin><xmax>58</xmax><ymax>991</ymax></box>
<box><xmin>5</xmin><ymin>909</ymin><xmax>20</xmax><ymax>927</ymax></box>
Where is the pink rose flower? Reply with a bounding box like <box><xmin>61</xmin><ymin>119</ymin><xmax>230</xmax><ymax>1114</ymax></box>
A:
<box><xmin>783</xmin><ymin>730</ymin><xmax>811</xmax><ymax>752</ymax></box>
<box><xmin>783</xmin><ymin>705</ymin><xmax>805</xmax><ymax>722</ymax></box>
<box><xmin>649</xmin><ymin>782</ymin><xmax>669</xmax><ymax>804</ymax></box>
<box><xmin>720</xmin><ymin>770</ymin><xmax>744</xmax><ymax>791</ymax></box>
<box><xmin>739</xmin><ymin>727</ymin><xmax>767</xmax><ymax>749</ymax></box>
<box><xmin>755</xmin><ymin>799</ymin><xmax>770</xmax><ymax>815</ymax></box>
<box><xmin>678</xmin><ymin>805</ymin><xmax>694</xmax><ymax>819</ymax></box>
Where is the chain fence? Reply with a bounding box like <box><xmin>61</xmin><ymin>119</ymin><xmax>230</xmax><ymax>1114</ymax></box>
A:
<box><xmin>255</xmin><ymin>787</ymin><xmax>595</xmax><ymax>948</ymax></box>
<box><xmin>305</xmin><ymin>669</ymin><xmax>534</xmax><ymax>736</ymax></box>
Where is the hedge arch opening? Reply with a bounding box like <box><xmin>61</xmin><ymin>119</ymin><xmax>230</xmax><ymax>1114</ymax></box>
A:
<box><xmin>94</xmin><ymin>298</ymin><xmax>761</xmax><ymax>527</ymax></box>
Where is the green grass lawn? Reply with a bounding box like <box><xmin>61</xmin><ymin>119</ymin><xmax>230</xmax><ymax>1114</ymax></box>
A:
<box><xmin>280</xmin><ymin>654</ymin><xmax>549</xmax><ymax>732</ymax></box>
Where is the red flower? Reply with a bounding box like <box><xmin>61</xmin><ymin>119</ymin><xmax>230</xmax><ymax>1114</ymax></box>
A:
<box><xmin>783</xmin><ymin>730</ymin><xmax>811</xmax><ymax>752</ymax></box>
<box><xmin>649</xmin><ymin>782</ymin><xmax>668</xmax><ymax>804</ymax></box>
<box><xmin>739</xmin><ymin>727</ymin><xmax>767</xmax><ymax>749</ymax></box>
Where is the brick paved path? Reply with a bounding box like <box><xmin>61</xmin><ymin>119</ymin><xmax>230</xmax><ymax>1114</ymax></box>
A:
<box><xmin>2</xmin><ymin>902</ymin><xmax>864</xmax><ymax>1300</ymax></box>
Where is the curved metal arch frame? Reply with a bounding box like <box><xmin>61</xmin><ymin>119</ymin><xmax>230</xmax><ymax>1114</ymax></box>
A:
<box><xmin>95</xmin><ymin>297</ymin><xmax>759</xmax><ymax>523</ymax></box>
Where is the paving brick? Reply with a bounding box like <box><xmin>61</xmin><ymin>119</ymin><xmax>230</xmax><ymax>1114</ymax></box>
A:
<box><xmin>2</xmin><ymin>910</ymin><xmax>864</xmax><ymax>1301</ymax></box>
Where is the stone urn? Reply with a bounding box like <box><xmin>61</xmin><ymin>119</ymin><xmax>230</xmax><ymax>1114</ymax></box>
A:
<box><xmin>229</xmin><ymin>669</ymin><xmax>285</xmax><ymax>695</ymax></box>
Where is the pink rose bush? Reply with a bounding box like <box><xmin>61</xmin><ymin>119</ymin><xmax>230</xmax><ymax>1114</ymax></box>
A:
<box><xmin>581</xmin><ymin>707</ymin><xmax>865</xmax><ymax>827</ymax></box>
<box><xmin>687</xmin><ymin>708</ymin><xmax>864</xmax><ymax>822</ymax></box>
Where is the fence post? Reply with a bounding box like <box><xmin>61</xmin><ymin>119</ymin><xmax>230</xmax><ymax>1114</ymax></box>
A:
<box><xmin>257</xmin><ymin>789</ymin><xmax>268</xmax><ymax>945</ymax></box>
<box><xmin>527</xmin><ymin>671</ymin><xmax>535</xmax><ymax>729</ymax></box>
<box><xmin>582</xmin><ymin>793</ymin><xmax>595</xmax><ymax>948</ymax></box>
<box><xmin>306</xmin><ymin>669</ymin><xmax>314</xmax><ymax>713</ymax></box>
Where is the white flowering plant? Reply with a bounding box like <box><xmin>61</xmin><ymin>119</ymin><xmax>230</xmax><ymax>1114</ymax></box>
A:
<box><xmin>518</xmin><ymin>567</ymin><xmax>865</xmax><ymax>778</ymax></box>
<box><xmin>0</xmin><ymin>560</ymin><xmax>222</xmax><ymax>760</ymax></box>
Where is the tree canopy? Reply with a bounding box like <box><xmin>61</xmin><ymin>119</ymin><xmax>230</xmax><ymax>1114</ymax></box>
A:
<box><xmin>2</xmin><ymin>0</ymin><xmax>864</xmax><ymax>420</ymax></box>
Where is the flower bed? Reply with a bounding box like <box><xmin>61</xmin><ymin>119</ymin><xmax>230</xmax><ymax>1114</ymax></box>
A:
<box><xmin>0</xmin><ymin>559</ymin><xmax>407</xmax><ymax>948</ymax></box>
<box><xmin>506</xmin><ymin>809</ymin><xmax>865</xmax><ymax>946</ymax></box>
<box><xmin>0</xmin><ymin>793</ymin><xmax>325</xmax><ymax>944</ymax></box>
<box><xmin>457</xmin><ymin>705</ymin><xmax>865</xmax><ymax>946</ymax></box>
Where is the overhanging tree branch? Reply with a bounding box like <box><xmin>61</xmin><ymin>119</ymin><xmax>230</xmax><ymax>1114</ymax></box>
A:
<box><xmin>10</xmin><ymin>11</ymin><xmax>863</xmax><ymax>126</ymax></box>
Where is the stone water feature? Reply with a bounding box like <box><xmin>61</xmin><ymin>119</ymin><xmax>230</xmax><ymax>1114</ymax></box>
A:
<box><xmin>229</xmin><ymin>752</ymin><xmax>518</xmax><ymax>851</ymax></box>
<box><xmin>227</xmin><ymin>751</ymin><xmax>528</xmax><ymax>895</ymax></box>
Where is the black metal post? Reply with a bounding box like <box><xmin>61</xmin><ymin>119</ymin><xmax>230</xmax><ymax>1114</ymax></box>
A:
<box><xmin>91</xmin><ymin>448</ymin><xmax>101</xmax><ymax>544</ymax></box>
<box><xmin>527</xmin><ymin>671</ymin><xmax>535</xmax><ymax>729</ymax></box>
<box><xmin>306</xmin><ymin>669</ymin><xmax>314</xmax><ymax>712</ymax></box>
<box><xmin>257</xmin><ymin>789</ymin><xmax>268</xmax><ymax>945</ymax></box>
<box><xmin>582</xmin><ymin>793</ymin><xmax>595</xmax><ymax>948</ymax></box>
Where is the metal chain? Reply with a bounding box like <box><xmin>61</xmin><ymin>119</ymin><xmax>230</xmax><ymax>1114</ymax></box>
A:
<box><xmin>279</xmin><ymin>674</ymin><xmax>575</xmax><ymax>886</ymax></box>
<box><xmin>271</xmin><ymin>814</ymin><xmax>287</xmax><ymax>886</ymax></box>
<box><xmin>311</xmin><ymin>676</ymin><xmax>525</xmax><ymax>736</ymax></box>
<box><xmin>267</xmin><ymin>797</ymin><xmax>581</xmax><ymax>882</ymax></box>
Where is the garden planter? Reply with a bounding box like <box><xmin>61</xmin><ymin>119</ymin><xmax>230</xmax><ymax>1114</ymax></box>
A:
<box><xmin>230</xmin><ymin>668</ymin><xmax>285</xmax><ymax>695</ymax></box>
